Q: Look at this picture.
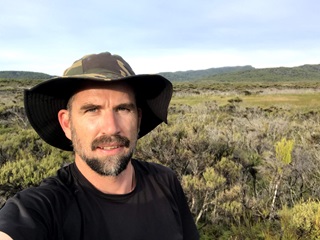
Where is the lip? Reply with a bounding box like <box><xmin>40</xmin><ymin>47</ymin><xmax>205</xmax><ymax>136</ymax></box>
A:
<box><xmin>91</xmin><ymin>135</ymin><xmax>130</xmax><ymax>151</ymax></box>
<box><xmin>95</xmin><ymin>143</ymin><xmax>125</xmax><ymax>154</ymax></box>
<box><xmin>99</xmin><ymin>145</ymin><xmax>122</xmax><ymax>150</ymax></box>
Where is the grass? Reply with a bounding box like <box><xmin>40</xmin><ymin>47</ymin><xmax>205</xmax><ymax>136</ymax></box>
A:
<box><xmin>241</xmin><ymin>93</ymin><xmax>320</xmax><ymax>110</ymax></box>
<box><xmin>172</xmin><ymin>91</ymin><xmax>320</xmax><ymax>111</ymax></box>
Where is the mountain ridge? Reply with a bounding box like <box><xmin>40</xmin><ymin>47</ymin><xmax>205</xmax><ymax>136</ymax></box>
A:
<box><xmin>1</xmin><ymin>63</ymin><xmax>320</xmax><ymax>82</ymax></box>
<box><xmin>158</xmin><ymin>64</ymin><xmax>320</xmax><ymax>82</ymax></box>
<box><xmin>159</xmin><ymin>65</ymin><xmax>254</xmax><ymax>82</ymax></box>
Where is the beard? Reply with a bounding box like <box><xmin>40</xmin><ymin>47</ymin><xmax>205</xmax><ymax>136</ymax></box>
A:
<box><xmin>71</xmin><ymin>128</ymin><xmax>136</xmax><ymax>176</ymax></box>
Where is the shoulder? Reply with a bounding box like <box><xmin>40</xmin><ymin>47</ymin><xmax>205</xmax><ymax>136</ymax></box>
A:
<box><xmin>27</xmin><ymin>163</ymin><xmax>75</xmax><ymax>199</ymax></box>
<box><xmin>40</xmin><ymin>163</ymin><xmax>76</xmax><ymax>193</ymax></box>
<box><xmin>132</xmin><ymin>159</ymin><xmax>175</xmax><ymax>176</ymax></box>
<box><xmin>4</xmin><ymin>163</ymin><xmax>76</xmax><ymax>213</ymax></box>
<box><xmin>132</xmin><ymin>159</ymin><xmax>180</xmax><ymax>189</ymax></box>
<box><xmin>0</xmin><ymin>164</ymin><xmax>77</xmax><ymax>239</ymax></box>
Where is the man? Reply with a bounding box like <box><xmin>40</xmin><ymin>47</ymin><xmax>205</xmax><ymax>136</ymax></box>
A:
<box><xmin>0</xmin><ymin>52</ymin><xmax>199</xmax><ymax>239</ymax></box>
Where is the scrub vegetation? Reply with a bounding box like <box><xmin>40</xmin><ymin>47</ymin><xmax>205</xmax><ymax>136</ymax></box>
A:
<box><xmin>1</xmin><ymin>66</ymin><xmax>320</xmax><ymax>239</ymax></box>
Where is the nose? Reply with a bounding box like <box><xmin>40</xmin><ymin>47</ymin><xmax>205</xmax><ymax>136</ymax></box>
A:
<box><xmin>100</xmin><ymin>111</ymin><xmax>121</xmax><ymax>135</ymax></box>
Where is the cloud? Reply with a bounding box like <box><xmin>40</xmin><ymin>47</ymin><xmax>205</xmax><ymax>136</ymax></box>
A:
<box><xmin>1</xmin><ymin>0</ymin><xmax>320</xmax><ymax>75</ymax></box>
<box><xmin>128</xmin><ymin>47</ymin><xmax>320</xmax><ymax>74</ymax></box>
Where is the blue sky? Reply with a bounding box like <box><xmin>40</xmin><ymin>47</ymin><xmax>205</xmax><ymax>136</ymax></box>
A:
<box><xmin>1</xmin><ymin>0</ymin><xmax>319</xmax><ymax>75</ymax></box>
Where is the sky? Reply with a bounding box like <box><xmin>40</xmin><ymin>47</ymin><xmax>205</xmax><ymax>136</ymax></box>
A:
<box><xmin>1</xmin><ymin>0</ymin><xmax>320</xmax><ymax>75</ymax></box>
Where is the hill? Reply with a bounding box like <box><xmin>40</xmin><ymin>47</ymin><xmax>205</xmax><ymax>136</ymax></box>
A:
<box><xmin>198</xmin><ymin>64</ymin><xmax>320</xmax><ymax>82</ymax></box>
<box><xmin>0</xmin><ymin>71</ymin><xmax>53</xmax><ymax>80</ymax></box>
<box><xmin>2</xmin><ymin>63</ymin><xmax>320</xmax><ymax>83</ymax></box>
<box><xmin>159</xmin><ymin>65</ymin><xmax>254</xmax><ymax>82</ymax></box>
<box><xmin>159</xmin><ymin>64</ymin><xmax>320</xmax><ymax>82</ymax></box>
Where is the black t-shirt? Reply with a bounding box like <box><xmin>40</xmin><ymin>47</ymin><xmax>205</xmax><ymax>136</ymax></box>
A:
<box><xmin>0</xmin><ymin>159</ymin><xmax>199</xmax><ymax>240</ymax></box>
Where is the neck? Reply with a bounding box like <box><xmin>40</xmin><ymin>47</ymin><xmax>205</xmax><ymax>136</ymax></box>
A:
<box><xmin>75</xmin><ymin>158</ymin><xmax>135</xmax><ymax>194</ymax></box>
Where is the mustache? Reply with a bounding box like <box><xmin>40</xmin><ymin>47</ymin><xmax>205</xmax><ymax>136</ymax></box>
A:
<box><xmin>91</xmin><ymin>134</ymin><xmax>130</xmax><ymax>150</ymax></box>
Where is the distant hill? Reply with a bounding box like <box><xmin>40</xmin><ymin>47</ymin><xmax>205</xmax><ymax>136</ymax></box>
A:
<box><xmin>0</xmin><ymin>71</ymin><xmax>53</xmax><ymax>80</ymax></box>
<box><xmin>197</xmin><ymin>64</ymin><xmax>320</xmax><ymax>82</ymax></box>
<box><xmin>159</xmin><ymin>65</ymin><xmax>254</xmax><ymax>82</ymax></box>
<box><xmin>159</xmin><ymin>64</ymin><xmax>320</xmax><ymax>82</ymax></box>
<box><xmin>2</xmin><ymin>63</ymin><xmax>320</xmax><ymax>83</ymax></box>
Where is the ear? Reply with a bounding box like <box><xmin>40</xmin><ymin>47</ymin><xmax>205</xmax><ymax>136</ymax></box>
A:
<box><xmin>137</xmin><ymin>108</ymin><xmax>142</xmax><ymax>130</ymax></box>
<box><xmin>58</xmin><ymin>109</ymin><xmax>72</xmax><ymax>140</ymax></box>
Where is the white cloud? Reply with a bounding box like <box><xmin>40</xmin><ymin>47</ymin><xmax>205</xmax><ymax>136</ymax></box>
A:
<box><xmin>129</xmin><ymin>48</ymin><xmax>320</xmax><ymax>74</ymax></box>
<box><xmin>1</xmin><ymin>0</ymin><xmax>320</xmax><ymax>75</ymax></box>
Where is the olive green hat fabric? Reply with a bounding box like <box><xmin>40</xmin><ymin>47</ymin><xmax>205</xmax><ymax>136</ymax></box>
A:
<box><xmin>24</xmin><ymin>52</ymin><xmax>173</xmax><ymax>151</ymax></box>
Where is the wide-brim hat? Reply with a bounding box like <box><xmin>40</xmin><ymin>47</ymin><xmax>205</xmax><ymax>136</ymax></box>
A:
<box><xmin>24</xmin><ymin>52</ymin><xmax>173</xmax><ymax>151</ymax></box>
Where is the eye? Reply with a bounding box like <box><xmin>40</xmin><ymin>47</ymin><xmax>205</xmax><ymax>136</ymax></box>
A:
<box><xmin>117</xmin><ymin>106</ymin><xmax>131</xmax><ymax>112</ymax></box>
<box><xmin>116</xmin><ymin>103</ymin><xmax>136</xmax><ymax>113</ymax></box>
<box><xmin>86</xmin><ymin>107</ymin><xmax>99</xmax><ymax>113</ymax></box>
<box><xmin>81</xmin><ymin>104</ymin><xmax>100</xmax><ymax>114</ymax></box>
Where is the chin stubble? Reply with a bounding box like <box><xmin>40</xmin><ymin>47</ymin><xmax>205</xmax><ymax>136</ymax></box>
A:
<box><xmin>72</xmin><ymin>132</ymin><xmax>135</xmax><ymax>176</ymax></box>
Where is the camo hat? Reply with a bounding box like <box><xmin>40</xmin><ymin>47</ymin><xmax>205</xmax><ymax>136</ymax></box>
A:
<box><xmin>24</xmin><ymin>52</ymin><xmax>173</xmax><ymax>151</ymax></box>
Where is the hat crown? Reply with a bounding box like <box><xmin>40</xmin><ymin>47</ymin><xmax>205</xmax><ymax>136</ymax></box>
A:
<box><xmin>63</xmin><ymin>52</ymin><xmax>136</xmax><ymax>80</ymax></box>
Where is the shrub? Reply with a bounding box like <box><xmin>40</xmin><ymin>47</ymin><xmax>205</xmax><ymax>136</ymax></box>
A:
<box><xmin>279</xmin><ymin>200</ymin><xmax>320</xmax><ymax>239</ymax></box>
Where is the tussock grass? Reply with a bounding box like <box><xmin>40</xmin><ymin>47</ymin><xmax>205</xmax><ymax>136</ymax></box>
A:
<box><xmin>240</xmin><ymin>93</ymin><xmax>320</xmax><ymax>110</ymax></box>
<box><xmin>172</xmin><ymin>91</ymin><xmax>320</xmax><ymax>111</ymax></box>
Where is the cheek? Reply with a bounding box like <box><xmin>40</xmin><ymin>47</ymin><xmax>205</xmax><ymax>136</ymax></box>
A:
<box><xmin>117</xmin><ymin>116</ymin><xmax>140</xmax><ymax>138</ymax></box>
<box><xmin>71</xmin><ymin>119</ymin><xmax>97</xmax><ymax>141</ymax></box>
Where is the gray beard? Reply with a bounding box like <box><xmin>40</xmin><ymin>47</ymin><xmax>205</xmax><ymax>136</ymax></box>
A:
<box><xmin>81</xmin><ymin>150</ymin><xmax>133</xmax><ymax>176</ymax></box>
<box><xmin>71</xmin><ymin>130</ymin><xmax>136</xmax><ymax>176</ymax></box>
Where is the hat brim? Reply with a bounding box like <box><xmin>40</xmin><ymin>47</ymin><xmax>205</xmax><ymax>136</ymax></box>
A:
<box><xmin>24</xmin><ymin>74</ymin><xmax>172</xmax><ymax>151</ymax></box>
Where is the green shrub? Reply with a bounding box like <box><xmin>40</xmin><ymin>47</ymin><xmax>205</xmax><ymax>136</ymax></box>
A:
<box><xmin>279</xmin><ymin>200</ymin><xmax>320</xmax><ymax>239</ymax></box>
<box><xmin>0</xmin><ymin>149</ymin><xmax>72</xmax><ymax>188</ymax></box>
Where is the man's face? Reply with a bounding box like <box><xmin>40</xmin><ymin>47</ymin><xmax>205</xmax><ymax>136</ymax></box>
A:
<box><xmin>61</xmin><ymin>82</ymin><xmax>141</xmax><ymax>176</ymax></box>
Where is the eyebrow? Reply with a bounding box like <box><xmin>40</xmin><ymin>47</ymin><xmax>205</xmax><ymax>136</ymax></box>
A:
<box><xmin>79</xmin><ymin>103</ymin><xmax>100</xmax><ymax>111</ymax></box>
<box><xmin>79</xmin><ymin>102</ymin><xmax>137</xmax><ymax>111</ymax></box>
<box><xmin>117</xmin><ymin>103</ymin><xmax>137</xmax><ymax>110</ymax></box>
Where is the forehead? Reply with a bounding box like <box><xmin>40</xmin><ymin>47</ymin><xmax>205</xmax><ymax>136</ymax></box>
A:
<box><xmin>68</xmin><ymin>81</ymin><xmax>136</xmax><ymax>104</ymax></box>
